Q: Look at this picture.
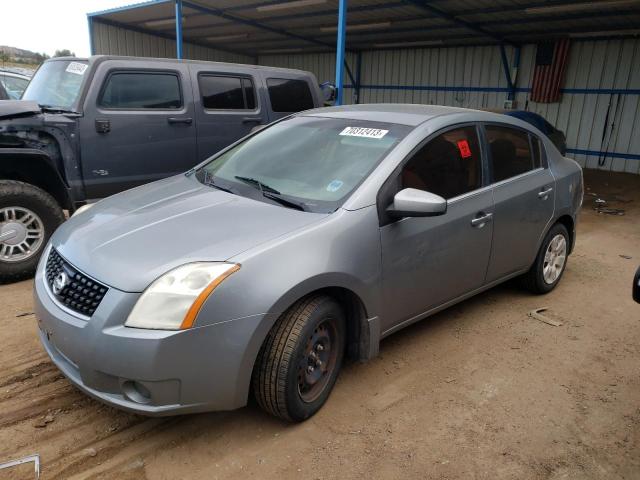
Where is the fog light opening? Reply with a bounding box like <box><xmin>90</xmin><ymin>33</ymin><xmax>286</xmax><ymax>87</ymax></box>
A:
<box><xmin>121</xmin><ymin>380</ymin><xmax>152</xmax><ymax>404</ymax></box>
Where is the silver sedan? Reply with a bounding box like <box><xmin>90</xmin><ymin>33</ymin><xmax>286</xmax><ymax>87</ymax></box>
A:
<box><xmin>34</xmin><ymin>105</ymin><xmax>583</xmax><ymax>422</ymax></box>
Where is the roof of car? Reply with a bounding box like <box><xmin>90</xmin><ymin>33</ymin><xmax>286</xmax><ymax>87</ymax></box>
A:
<box><xmin>46</xmin><ymin>55</ymin><xmax>313</xmax><ymax>77</ymax></box>
<box><xmin>303</xmin><ymin>104</ymin><xmax>484</xmax><ymax>127</ymax></box>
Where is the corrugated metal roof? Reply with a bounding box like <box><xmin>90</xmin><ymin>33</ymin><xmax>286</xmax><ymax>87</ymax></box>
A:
<box><xmin>89</xmin><ymin>0</ymin><xmax>640</xmax><ymax>56</ymax></box>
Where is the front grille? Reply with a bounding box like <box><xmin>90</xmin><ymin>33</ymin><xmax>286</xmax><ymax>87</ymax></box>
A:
<box><xmin>45</xmin><ymin>249</ymin><xmax>108</xmax><ymax>317</ymax></box>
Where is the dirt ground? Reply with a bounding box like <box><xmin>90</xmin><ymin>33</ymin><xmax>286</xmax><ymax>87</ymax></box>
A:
<box><xmin>1</xmin><ymin>169</ymin><xmax>639</xmax><ymax>480</ymax></box>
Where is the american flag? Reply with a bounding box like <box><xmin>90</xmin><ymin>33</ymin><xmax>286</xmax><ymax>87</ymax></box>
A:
<box><xmin>530</xmin><ymin>39</ymin><xmax>571</xmax><ymax>103</ymax></box>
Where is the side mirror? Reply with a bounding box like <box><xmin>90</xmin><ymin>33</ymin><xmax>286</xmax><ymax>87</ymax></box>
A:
<box><xmin>387</xmin><ymin>188</ymin><xmax>447</xmax><ymax>218</ymax></box>
<box><xmin>633</xmin><ymin>266</ymin><xmax>640</xmax><ymax>303</ymax></box>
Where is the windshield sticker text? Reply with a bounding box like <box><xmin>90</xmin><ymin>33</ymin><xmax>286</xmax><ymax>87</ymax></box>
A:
<box><xmin>339</xmin><ymin>127</ymin><xmax>389</xmax><ymax>139</ymax></box>
<box><xmin>65</xmin><ymin>62</ymin><xmax>88</xmax><ymax>75</ymax></box>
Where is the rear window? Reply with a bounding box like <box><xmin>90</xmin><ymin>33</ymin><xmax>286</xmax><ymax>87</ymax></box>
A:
<box><xmin>199</xmin><ymin>75</ymin><xmax>256</xmax><ymax>110</ymax></box>
<box><xmin>486</xmin><ymin>125</ymin><xmax>540</xmax><ymax>182</ymax></box>
<box><xmin>99</xmin><ymin>72</ymin><xmax>182</xmax><ymax>109</ymax></box>
<box><xmin>267</xmin><ymin>78</ymin><xmax>314</xmax><ymax>112</ymax></box>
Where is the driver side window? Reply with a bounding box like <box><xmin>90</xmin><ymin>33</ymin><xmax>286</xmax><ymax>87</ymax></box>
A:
<box><xmin>401</xmin><ymin>126</ymin><xmax>482</xmax><ymax>200</ymax></box>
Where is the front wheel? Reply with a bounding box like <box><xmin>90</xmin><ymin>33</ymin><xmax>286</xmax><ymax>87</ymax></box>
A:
<box><xmin>521</xmin><ymin>223</ymin><xmax>570</xmax><ymax>294</ymax></box>
<box><xmin>252</xmin><ymin>295</ymin><xmax>346</xmax><ymax>422</ymax></box>
<box><xmin>0</xmin><ymin>181</ymin><xmax>65</xmax><ymax>284</ymax></box>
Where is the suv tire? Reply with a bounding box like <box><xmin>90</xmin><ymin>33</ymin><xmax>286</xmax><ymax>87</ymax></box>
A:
<box><xmin>252</xmin><ymin>294</ymin><xmax>346</xmax><ymax>422</ymax></box>
<box><xmin>0</xmin><ymin>181</ymin><xmax>65</xmax><ymax>283</ymax></box>
<box><xmin>521</xmin><ymin>223</ymin><xmax>570</xmax><ymax>294</ymax></box>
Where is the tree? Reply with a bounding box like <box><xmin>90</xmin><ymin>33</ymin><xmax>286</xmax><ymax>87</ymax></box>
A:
<box><xmin>53</xmin><ymin>49</ymin><xmax>75</xmax><ymax>58</ymax></box>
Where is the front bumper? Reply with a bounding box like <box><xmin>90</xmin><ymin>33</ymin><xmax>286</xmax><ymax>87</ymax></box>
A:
<box><xmin>34</xmin><ymin>256</ymin><xmax>267</xmax><ymax>416</ymax></box>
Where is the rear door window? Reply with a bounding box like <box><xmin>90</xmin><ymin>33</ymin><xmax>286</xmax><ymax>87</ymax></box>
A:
<box><xmin>99</xmin><ymin>71</ymin><xmax>182</xmax><ymax>109</ymax></box>
<box><xmin>199</xmin><ymin>75</ymin><xmax>256</xmax><ymax>110</ymax></box>
<box><xmin>267</xmin><ymin>78</ymin><xmax>314</xmax><ymax>112</ymax></box>
<box><xmin>486</xmin><ymin>125</ymin><xmax>540</xmax><ymax>182</ymax></box>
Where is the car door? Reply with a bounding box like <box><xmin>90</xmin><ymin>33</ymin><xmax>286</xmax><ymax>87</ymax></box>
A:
<box><xmin>191</xmin><ymin>68</ymin><xmax>268</xmax><ymax>162</ymax></box>
<box><xmin>80</xmin><ymin>62</ymin><xmax>197</xmax><ymax>199</ymax></box>
<box><xmin>483</xmin><ymin>124</ymin><xmax>555</xmax><ymax>283</ymax></box>
<box><xmin>379</xmin><ymin>124</ymin><xmax>494</xmax><ymax>333</ymax></box>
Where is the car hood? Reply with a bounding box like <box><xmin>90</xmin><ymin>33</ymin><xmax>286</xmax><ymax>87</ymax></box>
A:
<box><xmin>52</xmin><ymin>175</ymin><xmax>328</xmax><ymax>292</ymax></box>
<box><xmin>0</xmin><ymin>100</ymin><xmax>42</xmax><ymax>119</ymax></box>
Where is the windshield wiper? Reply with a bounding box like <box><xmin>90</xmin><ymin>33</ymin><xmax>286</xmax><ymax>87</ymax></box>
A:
<box><xmin>39</xmin><ymin>104</ymin><xmax>77</xmax><ymax>114</ymax></box>
<box><xmin>234</xmin><ymin>176</ymin><xmax>280</xmax><ymax>194</ymax></box>
<box><xmin>262</xmin><ymin>192</ymin><xmax>307</xmax><ymax>211</ymax></box>
<box><xmin>202</xmin><ymin>171</ymin><xmax>235</xmax><ymax>194</ymax></box>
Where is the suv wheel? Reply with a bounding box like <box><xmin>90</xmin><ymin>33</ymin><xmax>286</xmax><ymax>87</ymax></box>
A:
<box><xmin>0</xmin><ymin>181</ymin><xmax>65</xmax><ymax>283</ymax></box>
<box><xmin>521</xmin><ymin>223</ymin><xmax>569</xmax><ymax>294</ymax></box>
<box><xmin>252</xmin><ymin>294</ymin><xmax>346</xmax><ymax>422</ymax></box>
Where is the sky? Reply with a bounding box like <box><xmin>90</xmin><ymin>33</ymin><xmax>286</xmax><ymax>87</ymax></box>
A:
<box><xmin>0</xmin><ymin>0</ymin><xmax>133</xmax><ymax>57</ymax></box>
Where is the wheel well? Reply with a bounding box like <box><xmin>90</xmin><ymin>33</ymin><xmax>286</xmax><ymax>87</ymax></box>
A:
<box><xmin>303</xmin><ymin>287</ymin><xmax>370</xmax><ymax>362</ymax></box>
<box><xmin>0</xmin><ymin>156</ymin><xmax>71</xmax><ymax>210</ymax></box>
<box><xmin>555</xmin><ymin>215</ymin><xmax>575</xmax><ymax>253</ymax></box>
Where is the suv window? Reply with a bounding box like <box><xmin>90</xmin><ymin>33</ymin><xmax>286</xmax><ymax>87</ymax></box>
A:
<box><xmin>401</xmin><ymin>126</ymin><xmax>482</xmax><ymax>200</ymax></box>
<box><xmin>199</xmin><ymin>75</ymin><xmax>256</xmax><ymax>110</ymax></box>
<box><xmin>267</xmin><ymin>78</ymin><xmax>314</xmax><ymax>112</ymax></box>
<box><xmin>99</xmin><ymin>72</ymin><xmax>182</xmax><ymax>109</ymax></box>
<box><xmin>486</xmin><ymin>125</ymin><xmax>539</xmax><ymax>182</ymax></box>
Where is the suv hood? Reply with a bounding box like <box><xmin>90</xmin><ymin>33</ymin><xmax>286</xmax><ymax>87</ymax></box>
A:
<box><xmin>52</xmin><ymin>175</ymin><xmax>328</xmax><ymax>292</ymax></box>
<box><xmin>0</xmin><ymin>100</ymin><xmax>42</xmax><ymax>119</ymax></box>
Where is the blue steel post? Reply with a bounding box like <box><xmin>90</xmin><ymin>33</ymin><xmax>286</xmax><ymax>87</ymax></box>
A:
<box><xmin>334</xmin><ymin>0</ymin><xmax>347</xmax><ymax>105</ymax></box>
<box><xmin>175</xmin><ymin>0</ymin><xmax>183</xmax><ymax>59</ymax></box>
<box><xmin>87</xmin><ymin>16</ymin><xmax>95</xmax><ymax>56</ymax></box>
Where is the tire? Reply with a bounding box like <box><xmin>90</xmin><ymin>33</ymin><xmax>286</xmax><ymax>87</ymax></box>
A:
<box><xmin>0</xmin><ymin>180</ymin><xmax>65</xmax><ymax>284</ymax></box>
<box><xmin>252</xmin><ymin>294</ymin><xmax>346</xmax><ymax>422</ymax></box>
<box><xmin>521</xmin><ymin>223</ymin><xmax>570</xmax><ymax>294</ymax></box>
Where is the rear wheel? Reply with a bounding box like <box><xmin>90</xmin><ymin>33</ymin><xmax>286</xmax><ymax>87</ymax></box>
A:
<box><xmin>252</xmin><ymin>294</ymin><xmax>346</xmax><ymax>422</ymax></box>
<box><xmin>521</xmin><ymin>223</ymin><xmax>569</xmax><ymax>294</ymax></box>
<box><xmin>0</xmin><ymin>181</ymin><xmax>65</xmax><ymax>284</ymax></box>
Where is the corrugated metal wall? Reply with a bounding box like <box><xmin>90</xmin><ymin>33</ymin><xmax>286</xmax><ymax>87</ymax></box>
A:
<box><xmin>259</xmin><ymin>39</ymin><xmax>640</xmax><ymax>174</ymax></box>
<box><xmin>92</xmin><ymin>21</ymin><xmax>253</xmax><ymax>65</ymax></box>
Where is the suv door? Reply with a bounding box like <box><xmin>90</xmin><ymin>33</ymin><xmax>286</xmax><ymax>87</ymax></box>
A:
<box><xmin>379</xmin><ymin>125</ymin><xmax>494</xmax><ymax>333</ymax></box>
<box><xmin>483</xmin><ymin>124</ymin><xmax>555</xmax><ymax>282</ymax></box>
<box><xmin>191</xmin><ymin>69</ymin><xmax>267</xmax><ymax>162</ymax></box>
<box><xmin>80</xmin><ymin>62</ymin><xmax>196</xmax><ymax>199</ymax></box>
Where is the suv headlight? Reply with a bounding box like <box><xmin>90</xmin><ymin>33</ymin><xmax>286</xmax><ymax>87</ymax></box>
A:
<box><xmin>125</xmin><ymin>263</ymin><xmax>240</xmax><ymax>330</ymax></box>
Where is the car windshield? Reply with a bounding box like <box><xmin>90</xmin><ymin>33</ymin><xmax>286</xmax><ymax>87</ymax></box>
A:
<box><xmin>22</xmin><ymin>60</ymin><xmax>88</xmax><ymax>110</ymax></box>
<box><xmin>0</xmin><ymin>74</ymin><xmax>29</xmax><ymax>100</ymax></box>
<box><xmin>197</xmin><ymin>116</ymin><xmax>411</xmax><ymax>213</ymax></box>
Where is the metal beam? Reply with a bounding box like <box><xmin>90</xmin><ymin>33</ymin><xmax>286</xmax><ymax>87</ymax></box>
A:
<box><xmin>499</xmin><ymin>44</ymin><xmax>515</xmax><ymax>100</ymax></box>
<box><xmin>181</xmin><ymin>0</ymin><xmax>339</xmax><ymax>51</ymax></box>
<box><xmin>402</xmin><ymin>0</ymin><xmax>513</xmax><ymax>45</ymax></box>
<box><xmin>354</xmin><ymin>51</ymin><xmax>362</xmax><ymax>104</ymax></box>
<box><xmin>175</xmin><ymin>0</ymin><xmax>183</xmax><ymax>59</ymax></box>
<box><xmin>335</xmin><ymin>0</ymin><xmax>348</xmax><ymax>105</ymax></box>
<box><xmin>87</xmin><ymin>15</ymin><xmax>96</xmax><ymax>55</ymax></box>
<box><xmin>91</xmin><ymin>17</ymin><xmax>252</xmax><ymax>59</ymax></box>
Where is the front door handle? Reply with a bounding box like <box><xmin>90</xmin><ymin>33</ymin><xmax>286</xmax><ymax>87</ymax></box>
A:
<box><xmin>167</xmin><ymin>117</ymin><xmax>193</xmax><ymax>125</ymax></box>
<box><xmin>242</xmin><ymin>117</ymin><xmax>262</xmax><ymax>124</ymax></box>
<box><xmin>95</xmin><ymin>119</ymin><xmax>110</xmax><ymax>133</ymax></box>
<box><xmin>538</xmin><ymin>187</ymin><xmax>553</xmax><ymax>199</ymax></box>
<box><xmin>471</xmin><ymin>212</ymin><xmax>493</xmax><ymax>228</ymax></box>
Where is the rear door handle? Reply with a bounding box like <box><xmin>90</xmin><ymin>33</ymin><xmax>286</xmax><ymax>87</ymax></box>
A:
<box><xmin>538</xmin><ymin>187</ymin><xmax>553</xmax><ymax>199</ymax></box>
<box><xmin>167</xmin><ymin>117</ymin><xmax>193</xmax><ymax>125</ymax></box>
<box><xmin>471</xmin><ymin>212</ymin><xmax>493</xmax><ymax>228</ymax></box>
<box><xmin>242</xmin><ymin>117</ymin><xmax>262</xmax><ymax>124</ymax></box>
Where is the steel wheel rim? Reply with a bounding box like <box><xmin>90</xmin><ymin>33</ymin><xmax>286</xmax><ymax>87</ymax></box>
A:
<box><xmin>0</xmin><ymin>207</ymin><xmax>45</xmax><ymax>263</ymax></box>
<box><xmin>297</xmin><ymin>318</ymin><xmax>339</xmax><ymax>404</ymax></box>
<box><xmin>543</xmin><ymin>234</ymin><xmax>567</xmax><ymax>284</ymax></box>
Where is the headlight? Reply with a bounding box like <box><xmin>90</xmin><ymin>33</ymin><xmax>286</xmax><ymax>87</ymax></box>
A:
<box><xmin>125</xmin><ymin>263</ymin><xmax>240</xmax><ymax>330</ymax></box>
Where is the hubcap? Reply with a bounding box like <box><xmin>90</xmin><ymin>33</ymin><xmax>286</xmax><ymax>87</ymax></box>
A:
<box><xmin>0</xmin><ymin>207</ymin><xmax>45</xmax><ymax>263</ymax></box>
<box><xmin>543</xmin><ymin>234</ymin><xmax>567</xmax><ymax>284</ymax></box>
<box><xmin>297</xmin><ymin>319</ymin><xmax>338</xmax><ymax>403</ymax></box>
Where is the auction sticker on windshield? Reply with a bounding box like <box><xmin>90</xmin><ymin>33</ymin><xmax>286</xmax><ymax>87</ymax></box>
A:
<box><xmin>339</xmin><ymin>126</ymin><xmax>389</xmax><ymax>139</ymax></box>
<box><xmin>65</xmin><ymin>62</ymin><xmax>88</xmax><ymax>75</ymax></box>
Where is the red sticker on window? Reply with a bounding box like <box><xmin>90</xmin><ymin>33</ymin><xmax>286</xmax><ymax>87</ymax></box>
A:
<box><xmin>457</xmin><ymin>140</ymin><xmax>472</xmax><ymax>158</ymax></box>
